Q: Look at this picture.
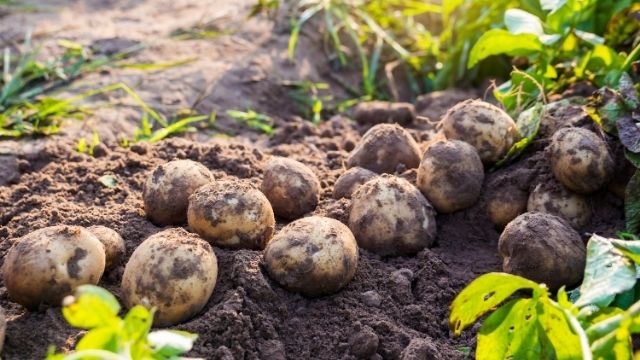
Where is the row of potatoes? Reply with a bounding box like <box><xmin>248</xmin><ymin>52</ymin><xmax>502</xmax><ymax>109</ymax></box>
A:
<box><xmin>2</xmin><ymin>99</ymin><xmax>614</xmax><ymax>328</ymax></box>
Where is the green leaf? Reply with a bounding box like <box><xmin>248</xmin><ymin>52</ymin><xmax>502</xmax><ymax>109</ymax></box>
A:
<box><xmin>98</xmin><ymin>175</ymin><xmax>118</xmax><ymax>188</ymax></box>
<box><xmin>62</xmin><ymin>285</ymin><xmax>121</xmax><ymax>329</ymax></box>
<box><xmin>494</xmin><ymin>102</ymin><xmax>543</xmax><ymax>167</ymax></box>
<box><xmin>576</xmin><ymin>235</ymin><xmax>637</xmax><ymax>308</ymax></box>
<box><xmin>538</xmin><ymin>301</ymin><xmax>589</xmax><ymax>359</ymax></box>
<box><xmin>468</xmin><ymin>29</ymin><xmax>543</xmax><ymax>69</ymax></box>
<box><xmin>504</xmin><ymin>9</ymin><xmax>544</xmax><ymax>36</ymax></box>
<box><xmin>449</xmin><ymin>272</ymin><xmax>541</xmax><ymax>335</ymax></box>
<box><xmin>148</xmin><ymin>330</ymin><xmax>197</xmax><ymax>357</ymax></box>
<box><xmin>625</xmin><ymin>170</ymin><xmax>640</xmax><ymax>235</ymax></box>
<box><xmin>611</xmin><ymin>239</ymin><xmax>640</xmax><ymax>265</ymax></box>
<box><xmin>76</xmin><ymin>327</ymin><xmax>118</xmax><ymax>352</ymax></box>
<box><xmin>123</xmin><ymin>305</ymin><xmax>153</xmax><ymax>342</ymax></box>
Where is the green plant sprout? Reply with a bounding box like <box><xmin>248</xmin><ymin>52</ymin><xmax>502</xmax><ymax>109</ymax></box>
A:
<box><xmin>76</xmin><ymin>131</ymin><xmax>101</xmax><ymax>156</ymax></box>
<box><xmin>226</xmin><ymin>109</ymin><xmax>274</xmax><ymax>134</ymax></box>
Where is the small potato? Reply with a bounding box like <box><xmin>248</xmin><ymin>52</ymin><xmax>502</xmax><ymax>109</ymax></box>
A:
<box><xmin>549</xmin><ymin>127</ymin><xmax>614</xmax><ymax>193</ymax></box>
<box><xmin>188</xmin><ymin>182</ymin><xmax>275</xmax><ymax>249</ymax></box>
<box><xmin>354</xmin><ymin>101</ymin><xmax>416</xmax><ymax>126</ymax></box>
<box><xmin>3</xmin><ymin>225</ymin><xmax>105</xmax><ymax>309</ymax></box>
<box><xmin>441</xmin><ymin>99</ymin><xmax>518</xmax><ymax>163</ymax></box>
<box><xmin>416</xmin><ymin>139</ymin><xmax>484</xmax><ymax>213</ymax></box>
<box><xmin>347</xmin><ymin>124</ymin><xmax>421</xmax><ymax>174</ymax></box>
<box><xmin>88</xmin><ymin>225</ymin><xmax>126</xmax><ymax>270</ymax></box>
<box><xmin>121</xmin><ymin>228</ymin><xmax>217</xmax><ymax>326</ymax></box>
<box><xmin>527</xmin><ymin>182</ymin><xmax>591</xmax><ymax>229</ymax></box>
<box><xmin>499</xmin><ymin>212</ymin><xmax>585</xmax><ymax>290</ymax></box>
<box><xmin>264</xmin><ymin>216</ymin><xmax>358</xmax><ymax>297</ymax></box>
<box><xmin>143</xmin><ymin>160</ymin><xmax>213</xmax><ymax>225</ymax></box>
<box><xmin>261</xmin><ymin>157</ymin><xmax>320</xmax><ymax>219</ymax></box>
<box><xmin>348</xmin><ymin>175</ymin><xmax>437</xmax><ymax>256</ymax></box>
<box><xmin>486</xmin><ymin>184</ymin><xmax>528</xmax><ymax>228</ymax></box>
<box><xmin>333</xmin><ymin>167</ymin><xmax>377</xmax><ymax>199</ymax></box>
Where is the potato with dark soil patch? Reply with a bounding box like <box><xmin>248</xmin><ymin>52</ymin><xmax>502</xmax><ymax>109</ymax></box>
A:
<box><xmin>333</xmin><ymin>167</ymin><xmax>377</xmax><ymax>199</ymax></box>
<box><xmin>143</xmin><ymin>160</ymin><xmax>213</xmax><ymax>225</ymax></box>
<box><xmin>261</xmin><ymin>157</ymin><xmax>320</xmax><ymax>219</ymax></box>
<box><xmin>121</xmin><ymin>228</ymin><xmax>217</xmax><ymax>326</ymax></box>
<box><xmin>87</xmin><ymin>225</ymin><xmax>126</xmax><ymax>271</ymax></box>
<box><xmin>486</xmin><ymin>184</ymin><xmax>529</xmax><ymax>228</ymax></box>
<box><xmin>417</xmin><ymin>139</ymin><xmax>484</xmax><ymax>213</ymax></box>
<box><xmin>3</xmin><ymin>225</ymin><xmax>105</xmax><ymax>309</ymax></box>
<box><xmin>354</xmin><ymin>101</ymin><xmax>416</xmax><ymax>126</ymax></box>
<box><xmin>549</xmin><ymin>127</ymin><xmax>614</xmax><ymax>193</ymax></box>
<box><xmin>499</xmin><ymin>212</ymin><xmax>585</xmax><ymax>290</ymax></box>
<box><xmin>527</xmin><ymin>182</ymin><xmax>591</xmax><ymax>229</ymax></box>
<box><xmin>188</xmin><ymin>182</ymin><xmax>275</xmax><ymax>249</ymax></box>
<box><xmin>348</xmin><ymin>175</ymin><xmax>437</xmax><ymax>256</ymax></box>
<box><xmin>264</xmin><ymin>216</ymin><xmax>358</xmax><ymax>297</ymax></box>
<box><xmin>441</xmin><ymin>99</ymin><xmax>518</xmax><ymax>163</ymax></box>
<box><xmin>347</xmin><ymin>124</ymin><xmax>421</xmax><ymax>174</ymax></box>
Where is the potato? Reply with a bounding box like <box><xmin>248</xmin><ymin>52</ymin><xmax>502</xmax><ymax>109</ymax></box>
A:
<box><xmin>549</xmin><ymin>127</ymin><xmax>614</xmax><ymax>193</ymax></box>
<box><xmin>121</xmin><ymin>228</ymin><xmax>217</xmax><ymax>326</ymax></box>
<box><xmin>88</xmin><ymin>225</ymin><xmax>126</xmax><ymax>270</ymax></box>
<box><xmin>354</xmin><ymin>101</ymin><xmax>416</xmax><ymax>126</ymax></box>
<box><xmin>3</xmin><ymin>225</ymin><xmax>105</xmax><ymax>309</ymax></box>
<box><xmin>264</xmin><ymin>216</ymin><xmax>358</xmax><ymax>297</ymax></box>
<box><xmin>188</xmin><ymin>182</ymin><xmax>275</xmax><ymax>249</ymax></box>
<box><xmin>347</xmin><ymin>124</ymin><xmax>421</xmax><ymax>174</ymax></box>
<box><xmin>333</xmin><ymin>167</ymin><xmax>377</xmax><ymax>199</ymax></box>
<box><xmin>416</xmin><ymin>139</ymin><xmax>484</xmax><ymax>213</ymax></box>
<box><xmin>143</xmin><ymin>160</ymin><xmax>213</xmax><ymax>225</ymax></box>
<box><xmin>486</xmin><ymin>184</ymin><xmax>528</xmax><ymax>228</ymax></box>
<box><xmin>441</xmin><ymin>99</ymin><xmax>518</xmax><ymax>163</ymax></box>
<box><xmin>0</xmin><ymin>307</ymin><xmax>5</xmax><ymax>353</ymax></box>
<box><xmin>527</xmin><ymin>182</ymin><xmax>591</xmax><ymax>229</ymax></box>
<box><xmin>348</xmin><ymin>175</ymin><xmax>437</xmax><ymax>256</ymax></box>
<box><xmin>498</xmin><ymin>212</ymin><xmax>585</xmax><ymax>290</ymax></box>
<box><xmin>261</xmin><ymin>157</ymin><xmax>320</xmax><ymax>219</ymax></box>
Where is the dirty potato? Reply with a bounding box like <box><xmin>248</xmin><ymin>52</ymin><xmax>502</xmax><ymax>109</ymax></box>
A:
<box><xmin>549</xmin><ymin>127</ymin><xmax>614</xmax><ymax>193</ymax></box>
<box><xmin>527</xmin><ymin>182</ymin><xmax>591</xmax><ymax>229</ymax></box>
<box><xmin>333</xmin><ymin>167</ymin><xmax>377</xmax><ymax>199</ymax></box>
<box><xmin>264</xmin><ymin>216</ymin><xmax>358</xmax><ymax>297</ymax></box>
<box><xmin>486</xmin><ymin>184</ymin><xmax>529</xmax><ymax>228</ymax></box>
<box><xmin>441</xmin><ymin>99</ymin><xmax>518</xmax><ymax>163</ymax></box>
<box><xmin>348</xmin><ymin>175</ymin><xmax>437</xmax><ymax>256</ymax></box>
<box><xmin>143</xmin><ymin>160</ymin><xmax>213</xmax><ymax>225</ymax></box>
<box><xmin>347</xmin><ymin>124</ymin><xmax>421</xmax><ymax>174</ymax></box>
<box><xmin>499</xmin><ymin>212</ymin><xmax>585</xmax><ymax>290</ymax></box>
<box><xmin>354</xmin><ymin>101</ymin><xmax>416</xmax><ymax>126</ymax></box>
<box><xmin>87</xmin><ymin>225</ymin><xmax>126</xmax><ymax>271</ymax></box>
<box><xmin>3</xmin><ymin>225</ymin><xmax>106</xmax><ymax>309</ymax></box>
<box><xmin>261</xmin><ymin>157</ymin><xmax>320</xmax><ymax>219</ymax></box>
<box><xmin>188</xmin><ymin>182</ymin><xmax>275</xmax><ymax>249</ymax></box>
<box><xmin>0</xmin><ymin>307</ymin><xmax>5</xmax><ymax>353</ymax></box>
<box><xmin>416</xmin><ymin>139</ymin><xmax>484</xmax><ymax>213</ymax></box>
<box><xmin>121</xmin><ymin>228</ymin><xmax>217</xmax><ymax>326</ymax></box>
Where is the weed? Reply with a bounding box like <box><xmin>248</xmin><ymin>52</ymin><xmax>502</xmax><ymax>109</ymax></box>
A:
<box><xmin>226</xmin><ymin>109</ymin><xmax>274</xmax><ymax>134</ymax></box>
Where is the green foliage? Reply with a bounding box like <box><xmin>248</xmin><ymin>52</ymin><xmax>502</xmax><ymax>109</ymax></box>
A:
<box><xmin>226</xmin><ymin>109</ymin><xmax>274</xmax><ymax>134</ymax></box>
<box><xmin>47</xmin><ymin>285</ymin><xmax>197</xmax><ymax>360</ymax></box>
<box><xmin>76</xmin><ymin>131</ymin><xmax>100</xmax><ymax>156</ymax></box>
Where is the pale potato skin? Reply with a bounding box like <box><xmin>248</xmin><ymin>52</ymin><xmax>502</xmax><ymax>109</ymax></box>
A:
<box><xmin>347</xmin><ymin>124</ymin><xmax>421</xmax><ymax>174</ymax></box>
<box><xmin>441</xmin><ymin>99</ymin><xmax>518</xmax><ymax>163</ymax></box>
<box><xmin>549</xmin><ymin>127</ymin><xmax>614</xmax><ymax>194</ymax></box>
<box><xmin>88</xmin><ymin>225</ymin><xmax>126</xmax><ymax>270</ymax></box>
<box><xmin>416</xmin><ymin>139</ymin><xmax>484</xmax><ymax>213</ymax></box>
<box><xmin>188</xmin><ymin>182</ymin><xmax>275</xmax><ymax>249</ymax></box>
<box><xmin>121</xmin><ymin>228</ymin><xmax>217</xmax><ymax>326</ymax></box>
<box><xmin>3</xmin><ymin>225</ymin><xmax>106</xmax><ymax>309</ymax></box>
<box><xmin>143</xmin><ymin>160</ymin><xmax>213</xmax><ymax>225</ymax></box>
<box><xmin>348</xmin><ymin>175</ymin><xmax>437</xmax><ymax>256</ymax></box>
<box><xmin>264</xmin><ymin>216</ymin><xmax>358</xmax><ymax>297</ymax></box>
<box><xmin>527</xmin><ymin>182</ymin><xmax>591</xmax><ymax>229</ymax></box>
<box><xmin>354</xmin><ymin>101</ymin><xmax>416</xmax><ymax>126</ymax></box>
<box><xmin>498</xmin><ymin>212</ymin><xmax>585</xmax><ymax>290</ymax></box>
<box><xmin>486</xmin><ymin>185</ymin><xmax>528</xmax><ymax>228</ymax></box>
<box><xmin>333</xmin><ymin>167</ymin><xmax>377</xmax><ymax>199</ymax></box>
<box><xmin>261</xmin><ymin>157</ymin><xmax>320</xmax><ymax>219</ymax></box>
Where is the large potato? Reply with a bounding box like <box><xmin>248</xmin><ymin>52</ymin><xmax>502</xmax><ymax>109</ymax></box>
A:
<box><xmin>527</xmin><ymin>182</ymin><xmax>591</xmax><ymax>229</ymax></box>
<box><xmin>3</xmin><ymin>225</ymin><xmax>105</xmax><ymax>309</ymax></box>
<box><xmin>441</xmin><ymin>99</ymin><xmax>518</xmax><ymax>163</ymax></box>
<box><xmin>264</xmin><ymin>216</ymin><xmax>358</xmax><ymax>297</ymax></box>
<box><xmin>348</xmin><ymin>175</ymin><xmax>437</xmax><ymax>256</ymax></box>
<box><xmin>188</xmin><ymin>182</ymin><xmax>275</xmax><ymax>249</ymax></box>
<box><xmin>88</xmin><ymin>225</ymin><xmax>126</xmax><ymax>270</ymax></box>
<box><xmin>416</xmin><ymin>139</ymin><xmax>484</xmax><ymax>213</ymax></box>
<box><xmin>333</xmin><ymin>167</ymin><xmax>377</xmax><ymax>199</ymax></box>
<box><xmin>121</xmin><ymin>228</ymin><xmax>217</xmax><ymax>326</ymax></box>
<box><xmin>143</xmin><ymin>160</ymin><xmax>213</xmax><ymax>225</ymax></box>
<box><xmin>347</xmin><ymin>124</ymin><xmax>421</xmax><ymax>174</ymax></box>
<box><xmin>499</xmin><ymin>212</ymin><xmax>585</xmax><ymax>290</ymax></box>
<box><xmin>549</xmin><ymin>127</ymin><xmax>614</xmax><ymax>193</ymax></box>
<box><xmin>261</xmin><ymin>157</ymin><xmax>320</xmax><ymax>219</ymax></box>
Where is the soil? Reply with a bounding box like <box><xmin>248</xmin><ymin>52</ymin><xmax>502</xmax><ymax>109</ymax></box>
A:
<box><xmin>0</xmin><ymin>1</ymin><xmax>627</xmax><ymax>360</ymax></box>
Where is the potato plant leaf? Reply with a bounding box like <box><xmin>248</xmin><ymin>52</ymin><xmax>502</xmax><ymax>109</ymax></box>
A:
<box><xmin>537</xmin><ymin>301</ymin><xmax>590</xmax><ymax>360</ymax></box>
<box><xmin>468</xmin><ymin>29</ymin><xmax>543</xmax><ymax>69</ymax></box>
<box><xmin>449</xmin><ymin>272</ymin><xmax>540</xmax><ymax>335</ymax></box>
<box><xmin>625</xmin><ymin>170</ymin><xmax>640</xmax><ymax>234</ymax></box>
<box><xmin>98</xmin><ymin>174</ymin><xmax>118</xmax><ymax>188</ymax></box>
<box><xmin>494</xmin><ymin>102</ymin><xmax>543</xmax><ymax>167</ymax></box>
<box><xmin>62</xmin><ymin>285</ymin><xmax>120</xmax><ymax>329</ymax></box>
<box><xmin>616</xmin><ymin>116</ymin><xmax>640</xmax><ymax>153</ymax></box>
